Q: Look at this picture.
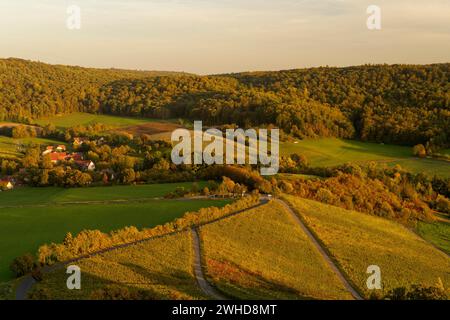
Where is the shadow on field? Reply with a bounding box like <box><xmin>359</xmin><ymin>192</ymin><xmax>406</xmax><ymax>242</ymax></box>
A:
<box><xmin>206</xmin><ymin>258</ymin><xmax>314</xmax><ymax>300</ymax></box>
<box><xmin>340</xmin><ymin>140</ymin><xmax>410</xmax><ymax>159</ymax></box>
<box><xmin>30</xmin><ymin>263</ymin><xmax>202</xmax><ymax>300</ymax></box>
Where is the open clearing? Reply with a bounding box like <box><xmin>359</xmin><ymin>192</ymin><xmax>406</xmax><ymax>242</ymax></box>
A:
<box><xmin>0</xmin><ymin>182</ymin><xmax>206</xmax><ymax>207</ymax></box>
<box><xmin>280</xmin><ymin>138</ymin><xmax>450</xmax><ymax>177</ymax></box>
<box><xmin>30</xmin><ymin>231</ymin><xmax>208</xmax><ymax>300</ymax></box>
<box><xmin>283</xmin><ymin>195</ymin><xmax>450</xmax><ymax>298</ymax></box>
<box><xmin>200</xmin><ymin>201</ymin><xmax>353</xmax><ymax>300</ymax></box>
<box><xmin>0</xmin><ymin>183</ymin><xmax>229</xmax><ymax>282</ymax></box>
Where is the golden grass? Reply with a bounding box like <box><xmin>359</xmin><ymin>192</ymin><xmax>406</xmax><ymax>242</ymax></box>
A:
<box><xmin>283</xmin><ymin>195</ymin><xmax>450</xmax><ymax>298</ymax></box>
<box><xmin>31</xmin><ymin>231</ymin><xmax>207</xmax><ymax>300</ymax></box>
<box><xmin>199</xmin><ymin>201</ymin><xmax>353</xmax><ymax>300</ymax></box>
<box><xmin>0</xmin><ymin>279</ymin><xmax>19</xmax><ymax>300</ymax></box>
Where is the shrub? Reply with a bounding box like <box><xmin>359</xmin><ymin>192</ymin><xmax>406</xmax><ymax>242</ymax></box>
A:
<box><xmin>28</xmin><ymin>288</ymin><xmax>52</xmax><ymax>300</ymax></box>
<box><xmin>413</xmin><ymin>144</ymin><xmax>427</xmax><ymax>158</ymax></box>
<box><xmin>316</xmin><ymin>188</ymin><xmax>335</xmax><ymax>204</ymax></box>
<box><xmin>385</xmin><ymin>283</ymin><xmax>448</xmax><ymax>300</ymax></box>
<box><xmin>90</xmin><ymin>285</ymin><xmax>157</xmax><ymax>300</ymax></box>
<box><xmin>436</xmin><ymin>195</ymin><xmax>450</xmax><ymax>214</ymax></box>
<box><xmin>10</xmin><ymin>253</ymin><xmax>36</xmax><ymax>277</ymax></box>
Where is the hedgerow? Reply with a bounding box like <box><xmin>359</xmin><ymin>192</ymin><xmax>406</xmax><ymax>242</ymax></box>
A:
<box><xmin>36</xmin><ymin>195</ymin><xmax>260</xmax><ymax>267</ymax></box>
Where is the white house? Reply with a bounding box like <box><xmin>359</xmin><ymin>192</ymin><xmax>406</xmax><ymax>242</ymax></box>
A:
<box><xmin>0</xmin><ymin>178</ymin><xmax>14</xmax><ymax>190</ymax></box>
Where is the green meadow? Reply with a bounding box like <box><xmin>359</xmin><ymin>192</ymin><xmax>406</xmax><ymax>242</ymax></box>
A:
<box><xmin>0</xmin><ymin>183</ymin><xmax>230</xmax><ymax>282</ymax></box>
<box><xmin>0</xmin><ymin>183</ymin><xmax>206</xmax><ymax>207</ymax></box>
<box><xmin>417</xmin><ymin>220</ymin><xmax>450</xmax><ymax>255</ymax></box>
<box><xmin>280</xmin><ymin>138</ymin><xmax>449</xmax><ymax>177</ymax></box>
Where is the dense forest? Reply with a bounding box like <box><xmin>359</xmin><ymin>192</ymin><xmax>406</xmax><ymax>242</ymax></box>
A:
<box><xmin>1</xmin><ymin>58</ymin><xmax>448</xmax><ymax>147</ymax></box>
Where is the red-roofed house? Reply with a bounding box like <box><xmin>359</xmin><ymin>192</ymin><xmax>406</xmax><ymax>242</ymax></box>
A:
<box><xmin>75</xmin><ymin>160</ymin><xmax>95</xmax><ymax>171</ymax></box>
<box><xmin>49</xmin><ymin>152</ymin><xmax>68</xmax><ymax>163</ymax></box>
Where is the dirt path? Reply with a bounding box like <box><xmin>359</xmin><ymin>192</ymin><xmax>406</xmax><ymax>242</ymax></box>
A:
<box><xmin>15</xmin><ymin>276</ymin><xmax>36</xmax><ymax>300</ymax></box>
<box><xmin>275</xmin><ymin>199</ymin><xmax>363</xmax><ymax>300</ymax></box>
<box><xmin>191</xmin><ymin>228</ymin><xmax>227</xmax><ymax>300</ymax></box>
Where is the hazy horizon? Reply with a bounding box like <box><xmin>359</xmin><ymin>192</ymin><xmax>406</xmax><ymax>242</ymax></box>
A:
<box><xmin>1</xmin><ymin>0</ymin><xmax>449</xmax><ymax>74</ymax></box>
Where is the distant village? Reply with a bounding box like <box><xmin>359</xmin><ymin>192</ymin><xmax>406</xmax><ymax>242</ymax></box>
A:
<box><xmin>1</xmin><ymin>137</ymin><xmax>95</xmax><ymax>191</ymax></box>
<box><xmin>42</xmin><ymin>142</ymin><xmax>95</xmax><ymax>172</ymax></box>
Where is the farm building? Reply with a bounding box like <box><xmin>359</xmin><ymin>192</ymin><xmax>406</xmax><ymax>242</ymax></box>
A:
<box><xmin>0</xmin><ymin>177</ymin><xmax>14</xmax><ymax>190</ymax></box>
<box><xmin>75</xmin><ymin>160</ymin><xmax>96</xmax><ymax>171</ymax></box>
<box><xmin>73</xmin><ymin>137</ymin><xmax>89</xmax><ymax>147</ymax></box>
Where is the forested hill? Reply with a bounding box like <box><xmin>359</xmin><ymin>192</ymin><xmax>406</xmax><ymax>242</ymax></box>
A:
<box><xmin>0</xmin><ymin>58</ymin><xmax>449</xmax><ymax>147</ymax></box>
<box><xmin>228</xmin><ymin>65</ymin><xmax>450</xmax><ymax>146</ymax></box>
<box><xmin>0</xmin><ymin>58</ymin><xmax>187</xmax><ymax>120</ymax></box>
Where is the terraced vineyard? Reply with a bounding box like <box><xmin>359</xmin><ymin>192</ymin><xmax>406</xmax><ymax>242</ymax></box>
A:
<box><xmin>30</xmin><ymin>231</ymin><xmax>207</xmax><ymax>300</ymax></box>
<box><xmin>199</xmin><ymin>201</ymin><xmax>353</xmax><ymax>300</ymax></box>
<box><xmin>283</xmin><ymin>195</ymin><xmax>450</xmax><ymax>298</ymax></box>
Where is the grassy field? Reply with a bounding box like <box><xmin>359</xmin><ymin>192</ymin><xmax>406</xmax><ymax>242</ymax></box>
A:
<box><xmin>280</xmin><ymin>138</ymin><xmax>449</xmax><ymax>177</ymax></box>
<box><xmin>35</xmin><ymin>112</ymin><xmax>156</xmax><ymax>129</ymax></box>
<box><xmin>200</xmin><ymin>201</ymin><xmax>353</xmax><ymax>300</ymax></box>
<box><xmin>30</xmin><ymin>231</ymin><xmax>208</xmax><ymax>300</ymax></box>
<box><xmin>0</xmin><ymin>183</ymin><xmax>229</xmax><ymax>282</ymax></box>
<box><xmin>0</xmin><ymin>182</ymin><xmax>206</xmax><ymax>207</ymax></box>
<box><xmin>0</xmin><ymin>136</ymin><xmax>64</xmax><ymax>160</ymax></box>
<box><xmin>283</xmin><ymin>195</ymin><xmax>450</xmax><ymax>298</ymax></box>
<box><xmin>417</xmin><ymin>220</ymin><xmax>450</xmax><ymax>255</ymax></box>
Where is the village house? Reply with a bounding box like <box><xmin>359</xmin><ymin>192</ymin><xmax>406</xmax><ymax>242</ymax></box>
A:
<box><xmin>42</xmin><ymin>145</ymin><xmax>66</xmax><ymax>156</ymax></box>
<box><xmin>42</xmin><ymin>146</ymin><xmax>54</xmax><ymax>156</ymax></box>
<box><xmin>49</xmin><ymin>152</ymin><xmax>68</xmax><ymax>163</ymax></box>
<box><xmin>56</xmin><ymin>145</ymin><xmax>66</xmax><ymax>152</ymax></box>
<box><xmin>75</xmin><ymin>160</ymin><xmax>96</xmax><ymax>171</ymax></box>
<box><xmin>0</xmin><ymin>177</ymin><xmax>14</xmax><ymax>190</ymax></box>
<box><xmin>73</xmin><ymin>137</ymin><xmax>89</xmax><ymax>147</ymax></box>
<box><xmin>45</xmin><ymin>147</ymin><xmax>95</xmax><ymax>171</ymax></box>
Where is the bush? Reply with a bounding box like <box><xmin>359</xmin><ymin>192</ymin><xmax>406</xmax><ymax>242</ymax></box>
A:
<box><xmin>90</xmin><ymin>285</ymin><xmax>157</xmax><ymax>300</ymax></box>
<box><xmin>10</xmin><ymin>253</ymin><xmax>36</xmax><ymax>277</ymax></box>
<box><xmin>316</xmin><ymin>188</ymin><xmax>335</xmax><ymax>204</ymax></box>
<box><xmin>436</xmin><ymin>195</ymin><xmax>450</xmax><ymax>214</ymax></box>
<box><xmin>28</xmin><ymin>288</ymin><xmax>52</xmax><ymax>300</ymax></box>
<box><xmin>384</xmin><ymin>282</ymin><xmax>448</xmax><ymax>300</ymax></box>
<box><xmin>413</xmin><ymin>144</ymin><xmax>427</xmax><ymax>158</ymax></box>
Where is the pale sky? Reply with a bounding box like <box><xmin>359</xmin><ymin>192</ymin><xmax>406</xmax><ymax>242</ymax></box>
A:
<box><xmin>0</xmin><ymin>0</ymin><xmax>449</xmax><ymax>74</ymax></box>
